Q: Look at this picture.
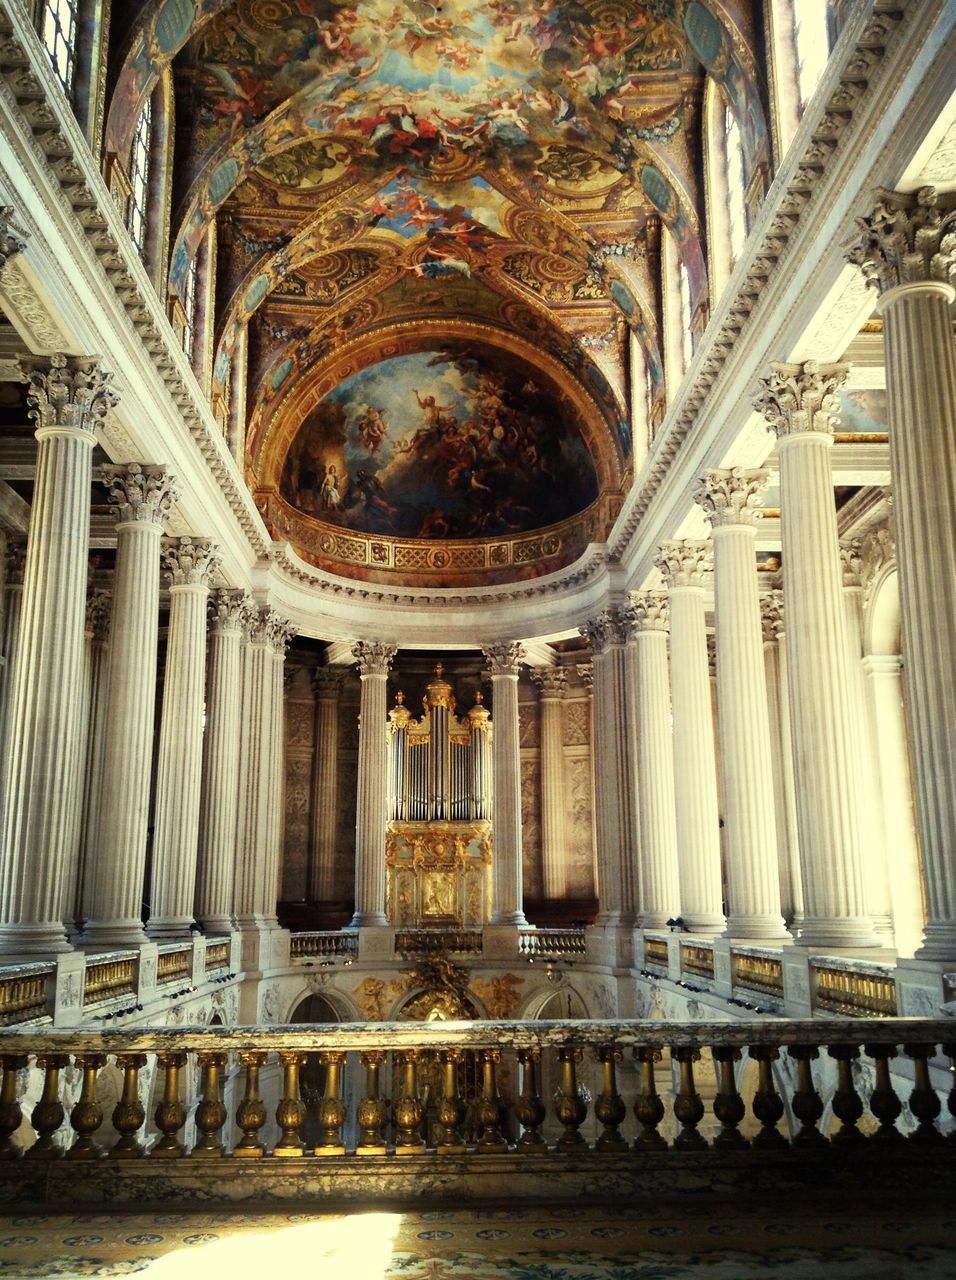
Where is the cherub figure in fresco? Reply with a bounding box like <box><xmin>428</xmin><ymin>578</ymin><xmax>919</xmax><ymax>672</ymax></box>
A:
<box><xmin>319</xmin><ymin>463</ymin><xmax>342</xmax><ymax>511</ymax></box>
<box><xmin>355</xmin><ymin>405</ymin><xmax>389</xmax><ymax>453</ymax></box>
<box><xmin>435</xmin><ymin>39</ymin><xmax>483</xmax><ymax>71</ymax></box>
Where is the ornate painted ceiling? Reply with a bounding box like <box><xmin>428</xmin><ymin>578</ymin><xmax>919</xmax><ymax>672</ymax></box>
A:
<box><xmin>107</xmin><ymin>0</ymin><xmax>768</xmax><ymax>585</ymax></box>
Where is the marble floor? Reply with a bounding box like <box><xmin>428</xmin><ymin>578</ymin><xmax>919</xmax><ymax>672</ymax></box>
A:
<box><xmin>0</xmin><ymin>1200</ymin><xmax>954</xmax><ymax>1279</ymax></box>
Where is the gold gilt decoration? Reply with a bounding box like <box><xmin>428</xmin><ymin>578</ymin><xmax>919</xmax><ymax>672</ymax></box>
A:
<box><xmin>813</xmin><ymin>965</ymin><xmax>897</xmax><ymax>1017</ymax></box>
<box><xmin>470</xmin><ymin>973</ymin><xmax>524</xmax><ymax>1019</ymax></box>
<box><xmin>732</xmin><ymin>951</ymin><xmax>785</xmax><ymax>997</ymax></box>
<box><xmin>352</xmin><ymin>977</ymin><xmax>405</xmax><ymax>1021</ymax></box>
<box><xmin>425</xmin><ymin>663</ymin><xmax>455</xmax><ymax>712</ymax></box>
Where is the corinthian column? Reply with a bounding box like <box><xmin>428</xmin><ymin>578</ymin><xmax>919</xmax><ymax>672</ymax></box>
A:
<box><xmin>530</xmin><ymin>667</ymin><xmax>568</xmax><ymax>901</ymax></box>
<box><xmin>82</xmin><ymin>464</ymin><xmax>177</xmax><ymax>947</ymax></box>
<box><xmin>310</xmin><ymin>668</ymin><xmax>345</xmax><ymax>903</ymax></box>
<box><xmin>0</xmin><ymin>541</ymin><xmax>26</xmax><ymax>763</ymax></box>
<box><xmin>196</xmin><ymin>589</ymin><xmax>251</xmax><ymax>932</ymax></box>
<box><xmin>350</xmin><ymin>641</ymin><xmax>396</xmax><ymax>928</ymax></box>
<box><xmin>845</xmin><ymin>187</ymin><xmax>956</xmax><ymax>959</ymax></box>
<box><xmin>755</xmin><ymin>362</ymin><xmax>877</xmax><ymax>947</ymax></box>
<box><xmin>625</xmin><ymin>594</ymin><xmax>679</xmax><ymax>927</ymax></box>
<box><xmin>695</xmin><ymin>470</ymin><xmax>788</xmax><ymax>941</ymax></box>
<box><xmin>148</xmin><ymin>538</ymin><xmax>221</xmax><ymax>938</ymax></box>
<box><xmin>760</xmin><ymin>592</ymin><xmax>803</xmax><ymax>931</ymax></box>
<box><xmin>482</xmin><ymin>643</ymin><xmax>529</xmax><ymax>926</ymax></box>
<box><xmin>0</xmin><ymin>356</ymin><xmax>116</xmax><ymax>955</ymax></box>
<box><xmin>655</xmin><ymin>543</ymin><xmax>724</xmax><ymax>934</ymax></box>
<box><xmin>264</xmin><ymin>615</ymin><xmax>296</xmax><ymax>927</ymax></box>
<box><xmin>578</xmin><ymin>613</ymin><xmax>637</xmax><ymax>927</ymax></box>
<box><xmin>69</xmin><ymin>589</ymin><xmax>112</xmax><ymax>928</ymax></box>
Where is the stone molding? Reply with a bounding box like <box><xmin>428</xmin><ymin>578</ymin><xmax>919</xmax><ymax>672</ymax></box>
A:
<box><xmin>694</xmin><ymin>469</ymin><xmax>769</xmax><ymax>528</ymax></box>
<box><xmin>626</xmin><ymin>592</ymin><xmax>669</xmax><ymax>634</ymax></box>
<box><xmin>844</xmin><ymin>185</ymin><xmax>956</xmax><ymax>293</ymax></box>
<box><xmin>207</xmin><ymin>587</ymin><xmax>254</xmax><ymax>633</ymax></box>
<box><xmin>655</xmin><ymin>541</ymin><xmax>712</xmax><ymax>589</ymax></box>
<box><xmin>482</xmin><ymin>642</ymin><xmax>525</xmax><ymax>677</ymax></box>
<box><xmin>754</xmin><ymin>361</ymin><xmax>849</xmax><ymax>438</ymax></box>
<box><xmin>161</xmin><ymin>536</ymin><xmax>221</xmax><ymax>587</ymax></box>
<box><xmin>0</xmin><ymin>205</ymin><xmax>27</xmax><ymax>271</ymax></box>
<box><xmin>103</xmin><ymin>463</ymin><xmax>178</xmax><ymax>527</ymax></box>
<box><xmin>352</xmin><ymin>640</ymin><xmax>397</xmax><ymax>676</ymax></box>
<box><xmin>579</xmin><ymin>608</ymin><xmax>627</xmax><ymax>654</ymax></box>
<box><xmin>18</xmin><ymin>353</ymin><xmax>118</xmax><ymax>433</ymax></box>
<box><xmin>530</xmin><ymin>667</ymin><xmax>567</xmax><ymax>697</ymax></box>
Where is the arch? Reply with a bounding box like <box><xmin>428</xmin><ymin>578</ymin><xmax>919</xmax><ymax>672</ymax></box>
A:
<box><xmin>519</xmin><ymin>980</ymin><xmax>590</xmax><ymax>1021</ymax></box>
<box><xmin>865</xmin><ymin>566</ymin><xmax>901</xmax><ymax>657</ymax></box>
<box><xmin>285</xmin><ymin>987</ymin><xmax>357</xmax><ymax>1024</ymax></box>
<box><xmin>703</xmin><ymin>77</ymin><xmax>747</xmax><ymax>305</ymax></box>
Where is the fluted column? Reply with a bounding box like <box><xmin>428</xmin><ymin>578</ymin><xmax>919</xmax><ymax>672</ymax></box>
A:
<box><xmin>196</xmin><ymin>589</ymin><xmax>250</xmax><ymax>932</ymax></box>
<box><xmin>310</xmin><ymin>668</ymin><xmax>345</xmax><ymax>903</ymax></box>
<box><xmin>578</xmin><ymin>614</ymin><xmax>637</xmax><ymax>927</ymax></box>
<box><xmin>483</xmin><ymin>643</ymin><xmax>529</xmax><ymax>926</ymax></box>
<box><xmin>846</xmin><ymin>187</ymin><xmax>956</xmax><ymax>959</ymax></box>
<box><xmin>760</xmin><ymin>592</ymin><xmax>803</xmax><ymax>930</ymax></box>
<box><xmin>82</xmin><ymin>465</ymin><xmax>177</xmax><ymax>947</ymax></box>
<box><xmin>755</xmin><ymin>362</ymin><xmax>877</xmax><ymax>947</ymax></box>
<box><xmin>264</xmin><ymin>615</ymin><xmax>295</xmax><ymax>927</ymax></box>
<box><xmin>695</xmin><ymin>471</ymin><xmax>788</xmax><ymax>940</ymax></box>
<box><xmin>69</xmin><ymin>590</ymin><xmax>111</xmax><ymax>928</ymax></box>
<box><xmin>530</xmin><ymin>667</ymin><xmax>568</xmax><ymax>901</ymax></box>
<box><xmin>0</xmin><ymin>542</ymin><xmax>26</xmax><ymax>765</ymax></box>
<box><xmin>235</xmin><ymin>609</ymin><xmax>273</xmax><ymax>927</ymax></box>
<box><xmin>350</xmin><ymin>641</ymin><xmax>396</xmax><ymax>928</ymax></box>
<box><xmin>625</xmin><ymin>594</ymin><xmax>679</xmax><ymax>927</ymax></box>
<box><xmin>655</xmin><ymin>543</ymin><xmax>724</xmax><ymax>934</ymax></box>
<box><xmin>0</xmin><ymin>357</ymin><xmax>116</xmax><ymax>955</ymax></box>
<box><xmin>576</xmin><ymin>662</ymin><xmax>598</xmax><ymax>896</ymax></box>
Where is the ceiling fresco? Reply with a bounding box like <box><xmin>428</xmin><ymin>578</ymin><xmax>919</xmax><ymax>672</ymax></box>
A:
<box><xmin>104</xmin><ymin>0</ymin><xmax>770</xmax><ymax>584</ymax></box>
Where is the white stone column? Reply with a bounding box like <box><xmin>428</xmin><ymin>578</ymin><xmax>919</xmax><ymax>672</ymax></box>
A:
<box><xmin>264</xmin><ymin>616</ymin><xmax>296</xmax><ymax>928</ymax></box>
<box><xmin>350</xmin><ymin>641</ymin><xmax>396</xmax><ymax>928</ymax></box>
<box><xmin>0</xmin><ymin>355</ymin><xmax>116</xmax><ymax>955</ymax></box>
<box><xmin>655</xmin><ymin>543</ymin><xmax>725</xmax><ymax>934</ymax></box>
<box><xmin>195</xmin><ymin>589</ymin><xmax>250</xmax><ymax>933</ymax></box>
<box><xmin>846</xmin><ymin>187</ymin><xmax>956</xmax><ymax>959</ymax></box>
<box><xmin>695</xmin><ymin>471</ymin><xmax>789</xmax><ymax>941</ymax></box>
<box><xmin>625</xmin><ymin>593</ymin><xmax>680</xmax><ymax>928</ymax></box>
<box><xmin>235</xmin><ymin>608</ymin><xmax>273</xmax><ymax>927</ymax></box>
<box><xmin>82</xmin><ymin>464</ymin><xmax>178</xmax><ymax>947</ymax></box>
<box><xmin>67</xmin><ymin>589</ymin><xmax>111</xmax><ymax>930</ymax></box>
<box><xmin>530</xmin><ymin>667</ymin><xmax>568</xmax><ymax>901</ymax></box>
<box><xmin>482</xmin><ymin>643</ymin><xmax>529</xmax><ymax>926</ymax></box>
<box><xmin>309</xmin><ymin>667</ymin><xmax>344</xmax><ymax>903</ymax></box>
<box><xmin>0</xmin><ymin>541</ymin><xmax>25</xmax><ymax>764</ymax></box>
<box><xmin>575</xmin><ymin>662</ymin><xmax>599</xmax><ymax>896</ymax></box>
<box><xmin>578</xmin><ymin>613</ymin><xmax>637</xmax><ymax>928</ymax></box>
<box><xmin>755</xmin><ymin>362</ymin><xmax>877</xmax><ymax>947</ymax></box>
<box><xmin>760</xmin><ymin>592</ymin><xmax>803</xmax><ymax>930</ymax></box>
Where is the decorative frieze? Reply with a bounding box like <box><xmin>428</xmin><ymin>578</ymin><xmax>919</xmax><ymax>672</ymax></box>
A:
<box><xmin>0</xmin><ymin>206</ymin><xmax>27</xmax><ymax>271</ymax></box>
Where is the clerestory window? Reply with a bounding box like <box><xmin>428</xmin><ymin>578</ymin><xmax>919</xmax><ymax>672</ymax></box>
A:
<box><xmin>40</xmin><ymin>0</ymin><xmax>78</xmax><ymax>97</ymax></box>
<box><xmin>128</xmin><ymin>97</ymin><xmax>152</xmax><ymax>256</ymax></box>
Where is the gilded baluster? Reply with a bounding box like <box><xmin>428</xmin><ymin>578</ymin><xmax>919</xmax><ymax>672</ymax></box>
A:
<box><xmin>632</xmin><ymin>1046</ymin><xmax>666</xmax><ymax>1150</ymax></box>
<box><xmin>192</xmin><ymin>1052</ymin><xmax>228</xmax><ymax>1157</ymax></box>
<box><xmin>435</xmin><ymin>1050</ymin><xmax>465</xmax><ymax>1153</ymax></box>
<box><xmin>0</xmin><ymin>1055</ymin><xmax>27</xmax><ymax>1159</ymax></box>
<box><xmin>476</xmin><ymin>1049</ymin><xmax>508</xmax><ymax>1153</ymax></box>
<box><xmin>748</xmin><ymin>1046</ymin><xmax>786</xmax><ymax>1148</ymax></box>
<box><xmin>904</xmin><ymin>1042</ymin><xmax>943</xmax><ymax>1144</ymax></box>
<box><xmin>355</xmin><ymin>1051</ymin><xmax>387</xmax><ymax>1154</ymax></box>
<box><xmin>273</xmin><ymin>1051</ymin><xmax>307</xmax><ymax>1156</ymax></box>
<box><xmin>150</xmin><ymin>1053</ymin><xmax>187</xmax><ymax>1158</ymax></box>
<box><xmin>393</xmin><ymin>1050</ymin><xmax>425</xmax><ymax>1153</ymax></box>
<box><xmin>515</xmin><ymin>1048</ymin><xmax>546</xmax><ymax>1152</ymax></box>
<box><xmin>672</xmin><ymin>1048</ymin><xmax>705</xmax><ymax>1150</ymax></box>
<box><xmin>110</xmin><ymin>1054</ymin><xmax>147</xmax><ymax>1159</ymax></box>
<box><xmin>787</xmin><ymin>1045</ymin><xmax>825</xmax><ymax>1146</ymax></box>
<box><xmin>864</xmin><ymin>1043</ymin><xmax>903</xmax><ymax>1143</ymax></box>
<box><xmin>234</xmin><ymin>1051</ymin><xmax>268</xmax><ymax>1158</ymax></box>
<box><xmin>314</xmin><ymin>1051</ymin><xmax>347</xmax><ymax>1156</ymax></box>
<box><xmin>711</xmin><ymin>1047</ymin><xmax>746</xmax><ymax>1150</ymax></box>
<box><xmin>594</xmin><ymin>1047</ymin><xmax>627</xmax><ymax>1152</ymax></box>
<box><xmin>66</xmin><ymin>1054</ymin><xmax>106</xmax><ymax>1160</ymax></box>
<box><xmin>555</xmin><ymin>1047</ymin><xmax>587</xmax><ymax>1151</ymax></box>
<box><xmin>26</xmin><ymin>1054</ymin><xmax>68</xmax><ymax>1159</ymax></box>
<box><xmin>827</xmin><ymin>1044</ymin><xmax>864</xmax><ymax>1144</ymax></box>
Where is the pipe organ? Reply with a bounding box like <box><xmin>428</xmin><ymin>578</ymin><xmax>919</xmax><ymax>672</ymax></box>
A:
<box><xmin>385</xmin><ymin>667</ymin><xmax>493</xmax><ymax>928</ymax></box>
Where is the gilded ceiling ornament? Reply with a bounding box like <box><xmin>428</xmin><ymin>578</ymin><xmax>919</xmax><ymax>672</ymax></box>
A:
<box><xmin>753</xmin><ymin>361</ymin><xmax>849</xmax><ymax>438</ymax></box>
<box><xmin>101</xmin><ymin>463</ymin><xmax>179</xmax><ymax>526</ymax></box>
<box><xmin>654</xmin><ymin>540</ymin><xmax>712</xmax><ymax>589</ymax></box>
<box><xmin>18</xmin><ymin>354</ymin><xmax>119</xmax><ymax>433</ymax></box>
<box><xmin>693</xmin><ymin>468</ymin><xmax>769</xmax><ymax>528</ymax></box>
<box><xmin>844</xmin><ymin>186</ymin><xmax>956</xmax><ymax>294</ymax></box>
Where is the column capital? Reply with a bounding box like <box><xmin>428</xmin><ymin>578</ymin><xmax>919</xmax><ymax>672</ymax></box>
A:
<box><xmin>103</xmin><ymin>463</ymin><xmax>178</xmax><ymax>527</ymax></box>
<box><xmin>161</xmin><ymin>536</ymin><xmax>221</xmax><ymax>587</ymax></box>
<box><xmin>312</xmin><ymin>666</ymin><xmax>346</xmax><ymax>698</ymax></box>
<box><xmin>655</xmin><ymin>540</ymin><xmax>712</xmax><ymax>589</ymax></box>
<box><xmin>579</xmin><ymin>608</ymin><xmax>627</xmax><ymax>654</ymax></box>
<box><xmin>759</xmin><ymin>590</ymin><xmax>784</xmax><ymax>643</ymax></box>
<box><xmin>694</xmin><ymin>468</ymin><xmax>769</xmax><ymax>528</ymax></box>
<box><xmin>575</xmin><ymin>661</ymin><xmax>593</xmax><ymax>692</ymax></box>
<box><xmin>266</xmin><ymin>611</ymin><xmax>297</xmax><ymax>654</ymax></box>
<box><xmin>207</xmin><ymin>587</ymin><xmax>253</xmax><ymax>633</ymax></box>
<box><xmin>85</xmin><ymin>589</ymin><xmax>112</xmax><ymax>641</ymax></box>
<box><xmin>483</xmin><ymin>641</ymin><xmax>525</xmax><ymax>676</ymax></box>
<box><xmin>18</xmin><ymin>354</ymin><xmax>118</xmax><ymax>433</ymax></box>
<box><xmin>0</xmin><ymin>206</ymin><xmax>28</xmax><ymax>271</ymax></box>
<box><xmin>860</xmin><ymin>525</ymin><xmax>896</xmax><ymax>611</ymax></box>
<box><xmin>530</xmin><ymin>666</ymin><xmax>567</xmax><ymax>697</ymax></box>
<box><xmin>352</xmin><ymin>639</ymin><xmax>396</xmax><ymax>676</ymax></box>
<box><xmin>4</xmin><ymin>539</ymin><xmax>27</xmax><ymax>585</ymax></box>
<box><xmin>844</xmin><ymin>186</ymin><xmax>956</xmax><ymax>296</ymax></box>
<box><xmin>839</xmin><ymin>538</ymin><xmax>864</xmax><ymax>589</ymax></box>
<box><xmin>626</xmin><ymin>591</ymin><xmax>669</xmax><ymax>633</ymax></box>
<box><xmin>754</xmin><ymin>361</ymin><xmax>849</xmax><ymax>439</ymax></box>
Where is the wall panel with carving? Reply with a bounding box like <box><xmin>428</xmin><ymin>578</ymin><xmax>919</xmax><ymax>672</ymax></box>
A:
<box><xmin>564</xmin><ymin>752</ymin><xmax>596</xmax><ymax>898</ymax></box>
<box><xmin>521</xmin><ymin>755</ymin><xmax>543</xmax><ymax>900</ymax></box>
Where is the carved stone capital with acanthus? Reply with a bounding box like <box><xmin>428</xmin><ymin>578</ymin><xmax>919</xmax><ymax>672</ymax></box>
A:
<box><xmin>18</xmin><ymin>353</ymin><xmax>119</xmax><ymax>433</ymax></box>
<box><xmin>844</xmin><ymin>186</ymin><xmax>956</xmax><ymax>296</ymax></box>
<box><xmin>266</xmin><ymin>612</ymin><xmax>297</xmax><ymax>654</ymax></box>
<box><xmin>575</xmin><ymin>662</ymin><xmax>593</xmax><ymax>692</ymax></box>
<box><xmin>694</xmin><ymin>468</ymin><xmax>769</xmax><ymax>528</ymax></box>
<box><xmin>4</xmin><ymin>539</ymin><xmax>26</xmax><ymax>585</ymax></box>
<box><xmin>754</xmin><ymin>361</ymin><xmax>849</xmax><ymax>439</ymax></box>
<box><xmin>839</xmin><ymin>538</ymin><xmax>864</xmax><ymax>589</ymax></box>
<box><xmin>626</xmin><ymin>591</ymin><xmax>669</xmax><ymax>634</ymax></box>
<box><xmin>531</xmin><ymin>667</ymin><xmax>567</xmax><ymax>697</ymax></box>
<box><xmin>85</xmin><ymin>590</ymin><xmax>112</xmax><ymax>641</ymax></box>
<box><xmin>483</xmin><ymin>641</ymin><xmax>525</xmax><ymax>677</ymax></box>
<box><xmin>579</xmin><ymin>608</ymin><xmax>627</xmax><ymax>654</ymax></box>
<box><xmin>312</xmin><ymin>666</ymin><xmax>346</xmax><ymax>698</ymax></box>
<box><xmin>208</xmin><ymin>588</ymin><xmax>253</xmax><ymax>633</ymax></box>
<box><xmin>352</xmin><ymin>640</ymin><xmax>396</xmax><ymax>676</ymax></box>
<box><xmin>0</xmin><ymin>207</ymin><xmax>28</xmax><ymax>272</ymax></box>
<box><xmin>655</xmin><ymin>540</ymin><xmax>712</xmax><ymax>589</ymax></box>
<box><xmin>760</xmin><ymin>591</ymin><xmax>784</xmax><ymax>644</ymax></box>
<box><xmin>161</xmin><ymin>536</ymin><xmax>221</xmax><ymax>588</ymax></box>
<box><xmin>103</xmin><ymin>463</ymin><xmax>178</xmax><ymax>527</ymax></box>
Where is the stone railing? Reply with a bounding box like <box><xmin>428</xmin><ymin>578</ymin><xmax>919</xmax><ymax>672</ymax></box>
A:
<box><xmin>289</xmin><ymin>932</ymin><xmax>359</xmax><ymax>961</ymax></box>
<box><xmin>0</xmin><ymin>964</ymin><xmax>53</xmax><ymax>1026</ymax></box>
<box><xmin>518</xmin><ymin>929</ymin><xmax>587</xmax><ymax>959</ymax></box>
<box><xmin>396</xmin><ymin>930</ymin><xmax>483</xmax><ymax>956</ymax></box>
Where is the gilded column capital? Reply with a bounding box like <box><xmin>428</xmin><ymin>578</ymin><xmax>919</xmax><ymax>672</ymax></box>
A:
<box><xmin>4</xmin><ymin>539</ymin><xmax>27</xmax><ymax>585</ymax></box>
<box><xmin>207</xmin><ymin>588</ymin><xmax>253</xmax><ymax>633</ymax></box>
<box><xmin>844</xmin><ymin>186</ymin><xmax>956</xmax><ymax>295</ymax></box>
<box><xmin>655</xmin><ymin>540</ymin><xmax>712</xmax><ymax>589</ymax></box>
<box><xmin>482</xmin><ymin>641</ymin><xmax>525</xmax><ymax>676</ymax></box>
<box><xmin>575</xmin><ymin>662</ymin><xmax>593</xmax><ymax>692</ymax></box>
<box><xmin>102</xmin><ymin>463</ymin><xmax>178</xmax><ymax>527</ymax></box>
<box><xmin>754</xmin><ymin>361</ymin><xmax>848</xmax><ymax>438</ymax></box>
<box><xmin>839</xmin><ymin>538</ymin><xmax>864</xmax><ymax>589</ymax></box>
<box><xmin>352</xmin><ymin>640</ymin><xmax>396</xmax><ymax>676</ymax></box>
<box><xmin>759</xmin><ymin>590</ymin><xmax>784</xmax><ymax>644</ymax></box>
<box><xmin>18</xmin><ymin>354</ymin><xmax>119</xmax><ymax>433</ymax></box>
<box><xmin>0</xmin><ymin>207</ymin><xmax>28</xmax><ymax>272</ymax></box>
<box><xmin>579</xmin><ymin>608</ymin><xmax>627</xmax><ymax>654</ymax></box>
<box><xmin>312</xmin><ymin>666</ymin><xmax>346</xmax><ymax>698</ymax></box>
<box><xmin>694</xmin><ymin>468</ymin><xmax>769</xmax><ymax>528</ymax></box>
<box><xmin>530</xmin><ymin>667</ymin><xmax>567</xmax><ymax>697</ymax></box>
<box><xmin>85</xmin><ymin>590</ymin><xmax>112</xmax><ymax>641</ymax></box>
<box><xmin>626</xmin><ymin>591</ymin><xmax>669</xmax><ymax>633</ymax></box>
<box><xmin>161</xmin><ymin>536</ymin><xmax>221</xmax><ymax>587</ymax></box>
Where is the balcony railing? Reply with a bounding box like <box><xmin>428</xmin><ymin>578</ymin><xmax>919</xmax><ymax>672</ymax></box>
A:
<box><xmin>289</xmin><ymin>931</ymin><xmax>359</xmax><ymax>960</ymax></box>
<box><xmin>518</xmin><ymin>929</ymin><xmax>587</xmax><ymax>958</ymax></box>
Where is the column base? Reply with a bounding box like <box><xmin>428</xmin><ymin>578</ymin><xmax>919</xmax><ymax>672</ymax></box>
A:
<box><xmin>724</xmin><ymin>914</ymin><xmax>792</xmax><ymax>943</ymax></box>
<box><xmin>914</xmin><ymin>922</ymin><xmax>956</xmax><ymax>964</ymax></box>
<box><xmin>197</xmin><ymin>915</ymin><xmax>235</xmax><ymax>936</ymax></box>
<box><xmin>793</xmin><ymin>916</ymin><xmax>880</xmax><ymax>948</ymax></box>
<box><xmin>681</xmin><ymin>912</ymin><xmax>726</xmax><ymax>936</ymax></box>
<box><xmin>78</xmin><ymin>919</ymin><xmax>149</xmax><ymax>948</ymax></box>
<box><xmin>146</xmin><ymin>916</ymin><xmax>196</xmax><ymax>941</ymax></box>
<box><xmin>489</xmin><ymin>910</ymin><xmax>529</xmax><ymax>927</ymax></box>
<box><xmin>349</xmin><ymin>911</ymin><xmax>388</xmax><ymax>928</ymax></box>
<box><xmin>0</xmin><ymin>922</ymin><xmax>73</xmax><ymax>957</ymax></box>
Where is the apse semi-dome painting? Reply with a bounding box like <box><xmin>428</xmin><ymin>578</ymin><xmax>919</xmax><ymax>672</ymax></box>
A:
<box><xmin>279</xmin><ymin>347</ymin><xmax>599</xmax><ymax>541</ymax></box>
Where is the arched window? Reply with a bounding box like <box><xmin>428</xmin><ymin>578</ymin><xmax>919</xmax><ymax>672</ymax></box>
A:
<box><xmin>662</xmin><ymin>229</ymin><xmax>693</xmax><ymax>402</ymax></box>
<box><xmin>724</xmin><ymin>105</ymin><xmax>747</xmax><ymax>263</ymax></box>
<box><xmin>705</xmin><ymin>78</ymin><xmax>750</xmax><ymax>305</ymax></box>
<box><xmin>767</xmin><ymin>1</ymin><xmax>833</xmax><ymax>160</ymax></box>
<box><xmin>40</xmin><ymin>0</ymin><xmax>78</xmax><ymax>96</ymax></box>
<box><xmin>128</xmin><ymin>97</ymin><xmax>152</xmax><ymax>256</ymax></box>
<box><xmin>792</xmin><ymin>0</ymin><xmax>831</xmax><ymax>113</ymax></box>
<box><xmin>182</xmin><ymin>252</ymin><xmax>198</xmax><ymax>362</ymax></box>
<box><xmin>678</xmin><ymin>260</ymin><xmax>693</xmax><ymax>372</ymax></box>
